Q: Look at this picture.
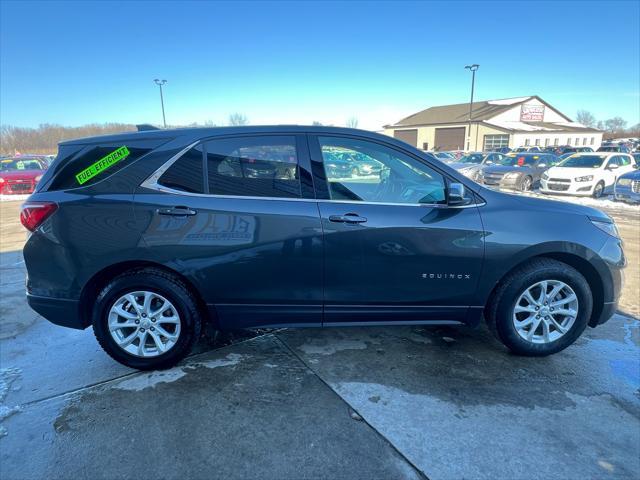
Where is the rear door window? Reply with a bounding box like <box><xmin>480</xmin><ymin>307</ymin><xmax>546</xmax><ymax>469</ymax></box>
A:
<box><xmin>157</xmin><ymin>144</ymin><xmax>205</xmax><ymax>193</ymax></box>
<box><xmin>204</xmin><ymin>136</ymin><xmax>301</xmax><ymax>198</ymax></box>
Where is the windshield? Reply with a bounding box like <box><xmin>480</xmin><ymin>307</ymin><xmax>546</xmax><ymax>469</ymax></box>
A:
<box><xmin>0</xmin><ymin>158</ymin><xmax>44</xmax><ymax>171</ymax></box>
<box><xmin>457</xmin><ymin>153</ymin><xmax>484</xmax><ymax>164</ymax></box>
<box><xmin>558</xmin><ymin>155</ymin><xmax>606</xmax><ymax>168</ymax></box>
<box><xmin>493</xmin><ymin>155</ymin><xmax>538</xmax><ymax>167</ymax></box>
<box><xmin>434</xmin><ymin>152</ymin><xmax>453</xmax><ymax>159</ymax></box>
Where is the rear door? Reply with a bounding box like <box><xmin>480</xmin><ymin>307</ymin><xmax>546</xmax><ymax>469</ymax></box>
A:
<box><xmin>309</xmin><ymin>134</ymin><xmax>485</xmax><ymax>325</ymax></box>
<box><xmin>134</xmin><ymin>134</ymin><xmax>323</xmax><ymax>328</ymax></box>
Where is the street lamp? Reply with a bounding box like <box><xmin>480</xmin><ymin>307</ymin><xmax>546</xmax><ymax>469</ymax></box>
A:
<box><xmin>464</xmin><ymin>64</ymin><xmax>479</xmax><ymax>151</ymax></box>
<box><xmin>153</xmin><ymin>79</ymin><xmax>167</xmax><ymax>128</ymax></box>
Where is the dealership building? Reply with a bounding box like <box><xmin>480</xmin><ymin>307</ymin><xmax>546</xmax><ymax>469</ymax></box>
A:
<box><xmin>383</xmin><ymin>96</ymin><xmax>603</xmax><ymax>152</ymax></box>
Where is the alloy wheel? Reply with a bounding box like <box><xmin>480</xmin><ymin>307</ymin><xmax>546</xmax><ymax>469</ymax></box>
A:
<box><xmin>108</xmin><ymin>291</ymin><xmax>181</xmax><ymax>357</ymax></box>
<box><xmin>520</xmin><ymin>176</ymin><xmax>532</xmax><ymax>191</ymax></box>
<box><xmin>512</xmin><ymin>280</ymin><xmax>578</xmax><ymax>344</ymax></box>
<box><xmin>593</xmin><ymin>182</ymin><xmax>604</xmax><ymax>198</ymax></box>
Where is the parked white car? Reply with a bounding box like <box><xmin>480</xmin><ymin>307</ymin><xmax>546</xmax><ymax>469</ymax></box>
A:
<box><xmin>540</xmin><ymin>152</ymin><xmax>636</xmax><ymax>198</ymax></box>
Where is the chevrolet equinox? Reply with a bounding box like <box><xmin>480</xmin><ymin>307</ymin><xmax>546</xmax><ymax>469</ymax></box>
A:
<box><xmin>21</xmin><ymin>126</ymin><xmax>625</xmax><ymax>369</ymax></box>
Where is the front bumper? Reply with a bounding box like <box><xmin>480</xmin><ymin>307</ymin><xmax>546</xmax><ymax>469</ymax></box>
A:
<box><xmin>539</xmin><ymin>178</ymin><xmax>594</xmax><ymax>196</ymax></box>
<box><xmin>590</xmin><ymin>301</ymin><xmax>618</xmax><ymax>327</ymax></box>
<box><xmin>27</xmin><ymin>294</ymin><xmax>85</xmax><ymax>330</ymax></box>
<box><xmin>477</xmin><ymin>176</ymin><xmax>523</xmax><ymax>190</ymax></box>
<box><xmin>589</xmin><ymin>235</ymin><xmax>626</xmax><ymax>327</ymax></box>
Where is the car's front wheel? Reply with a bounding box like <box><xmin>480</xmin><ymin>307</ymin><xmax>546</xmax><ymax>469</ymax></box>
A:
<box><xmin>592</xmin><ymin>181</ymin><xmax>605</xmax><ymax>198</ymax></box>
<box><xmin>486</xmin><ymin>258</ymin><xmax>592</xmax><ymax>356</ymax></box>
<box><xmin>93</xmin><ymin>268</ymin><xmax>202</xmax><ymax>370</ymax></box>
<box><xmin>520</xmin><ymin>176</ymin><xmax>533</xmax><ymax>192</ymax></box>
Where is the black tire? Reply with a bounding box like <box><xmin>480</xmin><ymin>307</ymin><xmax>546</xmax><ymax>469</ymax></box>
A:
<box><xmin>592</xmin><ymin>181</ymin><xmax>605</xmax><ymax>198</ymax></box>
<box><xmin>486</xmin><ymin>258</ymin><xmax>592</xmax><ymax>356</ymax></box>
<box><xmin>92</xmin><ymin>268</ymin><xmax>202</xmax><ymax>370</ymax></box>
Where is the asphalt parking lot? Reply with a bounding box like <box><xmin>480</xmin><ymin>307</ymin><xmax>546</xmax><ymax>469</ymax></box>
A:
<box><xmin>1</xmin><ymin>199</ymin><xmax>638</xmax><ymax>480</ymax></box>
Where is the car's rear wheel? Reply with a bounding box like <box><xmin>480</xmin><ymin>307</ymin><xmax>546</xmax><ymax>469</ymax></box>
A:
<box><xmin>93</xmin><ymin>268</ymin><xmax>202</xmax><ymax>370</ymax></box>
<box><xmin>486</xmin><ymin>258</ymin><xmax>592</xmax><ymax>356</ymax></box>
<box><xmin>592</xmin><ymin>181</ymin><xmax>605</xmax><ymax>198</ymax></box>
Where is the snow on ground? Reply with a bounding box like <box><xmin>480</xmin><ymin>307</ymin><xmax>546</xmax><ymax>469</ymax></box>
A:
<box><xmin>523</xmin><ymin>190</ymin><xmax>640</xmax><ymax>213</ymax></box>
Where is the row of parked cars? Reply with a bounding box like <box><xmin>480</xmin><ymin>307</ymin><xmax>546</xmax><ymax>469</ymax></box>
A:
<box><xmin>0</xmin><ymin>155</ymin><xmax>52</xmax><ymax>195</ymax></box>
<box><xmin>436</xmin><ymin>150</ymin><xmax>640</xmax><ymax>203</ymax></box>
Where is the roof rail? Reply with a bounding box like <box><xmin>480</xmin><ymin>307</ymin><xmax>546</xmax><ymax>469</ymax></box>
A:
<box><xmin>136</xmin><ymin>124</ymin><xmax>161</xmax><ymax>131</ymax></box>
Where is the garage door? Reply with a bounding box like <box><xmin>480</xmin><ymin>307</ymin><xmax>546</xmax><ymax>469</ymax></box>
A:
<box><xmin>393</xmin><ymin>129</ymin><xmax>418</xmax><ymax>147</ymax></box>
<box><xmin>434</xmin><ymin>127</ymin><xmax>465</xmax><ymax>151</ymax></box>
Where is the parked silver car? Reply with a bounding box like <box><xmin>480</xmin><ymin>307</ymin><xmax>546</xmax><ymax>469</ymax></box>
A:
<box><xmin>477</xmin><ymin>153</ymin><xmax>560</xmax><ymax>191</ymax></box>
<box><xmin>447</xmin><ymin>152</ymin><xmax>507</xmax><ymax>179</ymax></box>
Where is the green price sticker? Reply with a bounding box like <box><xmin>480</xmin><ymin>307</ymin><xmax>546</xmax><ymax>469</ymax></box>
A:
<box><xmin>75</xmin><ymin>146</ymin><xmax>130</xmax><ymax>185</ymax></box>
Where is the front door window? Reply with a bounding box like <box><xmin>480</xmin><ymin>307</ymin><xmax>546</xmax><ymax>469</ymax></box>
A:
<box><xmin>318</xmin><ymin>136</ymin><xmax>446</xmax><ymax>205</ymax></box>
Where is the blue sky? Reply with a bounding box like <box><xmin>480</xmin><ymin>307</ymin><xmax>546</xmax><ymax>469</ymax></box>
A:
<box><xmin>1</xmin><ymin>0</ymin><xmax>639</xmax><ymax>130</ymax></box>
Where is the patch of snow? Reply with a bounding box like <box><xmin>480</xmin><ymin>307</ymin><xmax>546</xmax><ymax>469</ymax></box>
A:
<box><xmin>553</xmin><ymin>121</ymin><xmax>590</xmax><ymax>128</ymax></box>
<box><xmin>487</xmin><ymin>96</ymin><xmax>532</xmax><ymax>105</ymax></box>
<box><xmin>0</xmin><ymin>368</ymin><xmax>22</xmax><ymax>437</ymax></box>
<box><xmin>191</xmin><ymin>353</ymin><xmax>245</xmax><ymax>369</ymax></box>
<box><xmin>112</xmin><ymin>353</ymin><xmax>248</xmax><ymax>392</ymax></box>
<box><xmin>298</xmin><ymin>339</ymin><xmax>368</xmax><ymax>355</ymax></box>
<box><xmin>484</xmin><ymin>120</ymin><xmax>554</xmax><ymax>132</ymax></box>
<box><xmin>113</xmin><ymin>368</ymin><xmax>188</xmax><ymax>391</ymax></box>
<box><xmin>523</xmin><ymin>191</ymin><xmax>640</xmax><ymax>211</ymax></box>
<box><xmin>0</xmin><ymin>194</ymin><xmax>29</xmax><ymax>202</ymax></box>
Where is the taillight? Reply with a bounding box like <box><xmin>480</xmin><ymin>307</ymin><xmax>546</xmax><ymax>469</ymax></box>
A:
<box><xmin>20</xmin><ymin>202</ymin><xmax>58</xmax><ymax>232</ymax></box>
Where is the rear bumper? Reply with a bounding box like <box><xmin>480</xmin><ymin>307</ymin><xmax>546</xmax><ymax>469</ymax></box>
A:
<box><xmin>27</xmin><ymin>294</ymin><xmax>85</xmax><ymax>330</ymax></box>
<box><xmin>0</xmin><ymin>183</ymin><xmax>36</xmax><ymax>194</ymax></box>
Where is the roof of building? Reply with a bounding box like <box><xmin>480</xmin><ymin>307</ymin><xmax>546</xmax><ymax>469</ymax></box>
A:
<box><xmin>485</xmin><ymin>120</ymin><xmax>602</xmax><ymax>134</ymax></box>
<box><xmin>387</xmin><ymin>95</ymin><xmax>578</xmax><ymax>128</ymax></box>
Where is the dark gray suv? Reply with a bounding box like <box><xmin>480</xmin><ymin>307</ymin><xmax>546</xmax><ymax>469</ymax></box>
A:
<box><xmin>21</xmin><ymin>126</ymin><xmax>625</xmax><ymax>369</ymax></box>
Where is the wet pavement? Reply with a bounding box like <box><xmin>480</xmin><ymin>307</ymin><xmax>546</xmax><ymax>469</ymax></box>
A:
<box><xmin>1</xmin><ymin>200</ymin><xmax>639</xmax><ymax>479</ymax></box>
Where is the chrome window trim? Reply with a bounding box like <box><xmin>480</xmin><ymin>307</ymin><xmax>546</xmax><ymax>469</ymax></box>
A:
<box><xmin>140</xmin><ymin>140</ymin><xmax>201</xmax><ymax>191</ymax></box>
<box><xmin>140</xmin><ymin>140</ymin><xmax>484</xmax><ymax>209</ymax></box>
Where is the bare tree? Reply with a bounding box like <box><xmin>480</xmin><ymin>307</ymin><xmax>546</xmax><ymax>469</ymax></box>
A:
<box><xmin>228</xmin><ymin>113</ymin><xmax>249</xmax><ymax>126</ymax></box>
<box><xmin>604</xmin><ymin>117</ymin><xmax>627</xmax><ymax>133</ymax></box>
<box><xmin>596</xmin><ymin>120</ymin><xmax>605</xmax><ymax>131</ymax></box>
<box><xmin>0</xmin><ymin>123</ymin><xmax>136</xmax><ymax>155</ymax></box>
<box><xmin>576</xmin><ymin>110</ymin><xmax>596</xmax><ymax>127</ymax></box>
<box><xmin>346</xmin><ymin>117</ymin><xmax>359</xmax><ymax>128</ymax></box>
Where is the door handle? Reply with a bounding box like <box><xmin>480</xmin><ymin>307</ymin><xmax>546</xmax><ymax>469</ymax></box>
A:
<box><xmin>329</xmin><ymin>213</ymin><xmax>367</xmax><ymax>224</ymax></box>
<box><xmin>157</xmin><ymin>206</ymin><xmax>198</xmax><ymax>216</ymax></box>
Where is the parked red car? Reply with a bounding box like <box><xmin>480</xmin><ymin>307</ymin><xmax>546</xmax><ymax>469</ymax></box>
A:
<box><xmin>0</xmin><ymin>157</ymin><xmax>48</xmax><ymax>194</ymax></box>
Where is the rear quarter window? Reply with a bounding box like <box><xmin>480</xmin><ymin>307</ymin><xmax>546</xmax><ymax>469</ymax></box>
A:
<box><xmin>48</xmin><ymin>142</ymin><xmax>158</xmax><ymax>190</ymax></box>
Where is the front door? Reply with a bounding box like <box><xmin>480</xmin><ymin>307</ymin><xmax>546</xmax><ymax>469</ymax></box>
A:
<box><xmin>309</xmin><ymin>134</ymin><xmax>485</xmax><ymax>325</ymax></box>
<box><xmin>134</xmin><ymin>134</ymin><xmax>323</xmax><ymax>329</ymax></box>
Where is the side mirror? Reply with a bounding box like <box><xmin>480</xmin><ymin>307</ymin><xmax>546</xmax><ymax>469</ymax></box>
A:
<box><xmin>608</xmin><ymin>164</ymin><xmax>619</xmax><ymax>170</ymax></box>
<box><xmin>538</xmin><ymin>163</ymin><xmax>546</xmax><ymax>168</ymax></box>
<box><xmin>448</xmin><ymin>182</ymin><xmax>468</xmax><ymax>206</ymax></box>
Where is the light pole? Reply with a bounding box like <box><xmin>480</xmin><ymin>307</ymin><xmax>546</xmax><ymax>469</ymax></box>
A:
<box><xmin>153</xmin><ymin>79</ymin><xmax>167</xmax><ymax>128</ymax></box>
<box><xmin>464</xmin><ymin>64</ymin><xmax>479</xmax><ymax>151</ymax></box>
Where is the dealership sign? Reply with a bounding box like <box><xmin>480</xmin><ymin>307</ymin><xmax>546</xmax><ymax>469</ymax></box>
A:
<box><xmin>520</xmin><ymin>104</ymin><xmax>545</xmax><ymax>121</ymax></box>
